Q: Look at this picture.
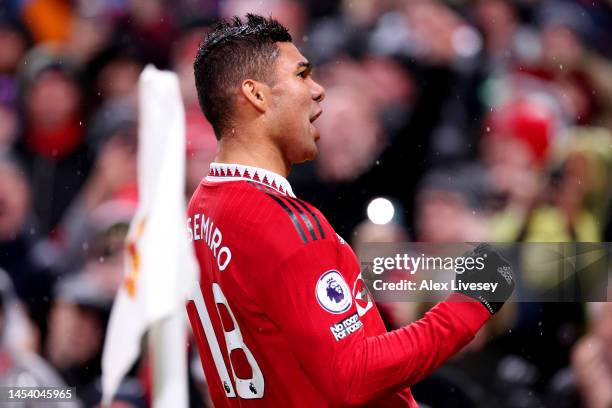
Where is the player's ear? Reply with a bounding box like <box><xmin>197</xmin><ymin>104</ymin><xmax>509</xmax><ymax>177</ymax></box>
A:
<box><xmin>241</xmin><ymin>79</ymin><xmax>267</xmax><ymax>113</ymax></box>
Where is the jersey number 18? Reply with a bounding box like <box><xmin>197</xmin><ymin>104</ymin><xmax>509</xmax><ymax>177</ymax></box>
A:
<box><xmin>189</xmin><ymin>283</ymin><xmax>265</xmax><ymax>399</ymax></box>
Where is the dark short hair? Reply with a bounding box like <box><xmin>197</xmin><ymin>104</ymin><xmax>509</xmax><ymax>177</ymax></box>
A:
<box><xmin>194</xmin><ymin>14</ymin><xmax>292</xmax><ymax>139</ymax></box>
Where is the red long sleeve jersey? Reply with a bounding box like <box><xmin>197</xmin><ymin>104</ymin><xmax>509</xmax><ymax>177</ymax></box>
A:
<box><xmin>186</xmin><ymin>163</ymin><xmax>490</xmax><ymax>407</ymax></box>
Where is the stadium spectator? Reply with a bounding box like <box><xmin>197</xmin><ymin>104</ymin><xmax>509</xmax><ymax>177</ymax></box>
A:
<box><xmin>45</xmin><ymin>271</ymin><xmax>113</xmax><ymax>399</ymax></box>
<box><xmin>415</xmin><ymin>165</ymin><xmax>491</xmax><ymax>243</ymax></box>
<box><xmin>15</xmin><ymin>48</ymin><xmax>92</xmax><ymax>236</ymax></box>
<box><xmin>571</xmin><ymin>302</ymin><xmax>612</xmax><ymax>408</ymax></box>
<box><xmin>38</xmin><ymin>124</ymin><xmax>137</xmax><ymax>276</ymax></box>
<box><xmin>0</xmin><ymin>18</ymin><xmax>30</xmax><ymax>151</ymax></box>
<box><xmin>0</xmin><ymin>269</ymin><xmax>80</xmax><ymax>407</ymax></box>
<box><xmin>0</xmin><ymin>154</ymin><xmax>52</xmax><ymax>339</ymax></box>
<box><xmin>172</xmin><ymin>25</ymin><xmax>218</xmax><ymax>195</ymax></box>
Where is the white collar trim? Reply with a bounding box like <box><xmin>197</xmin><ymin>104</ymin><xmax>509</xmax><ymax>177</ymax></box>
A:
<box><xmin>205</xmin><ymin>162</ymin><xmax>295</xmax><ymax>197</ymax></box>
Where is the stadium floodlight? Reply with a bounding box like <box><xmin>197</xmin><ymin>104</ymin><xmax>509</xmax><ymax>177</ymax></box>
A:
<box><xmin>367</xmin><ymin>197</ymin><xmax>395</xmax><ymax>225</ymax></box>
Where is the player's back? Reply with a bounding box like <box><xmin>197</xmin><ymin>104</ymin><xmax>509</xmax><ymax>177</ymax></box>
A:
<box><xmin>186</xmin><ymin>164</ymin><xmax>337</xmax><ymax>407</ymax></box>
<box><xmin>186</xmin><ymin>163</ymin><xmax>419</xmax><ymax>407</ymax></box>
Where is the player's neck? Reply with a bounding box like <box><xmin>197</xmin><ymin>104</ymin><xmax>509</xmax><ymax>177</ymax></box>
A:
<box><xmin>215</xmin><ymin>135</ymin><xmax>291</xmax><ymax>178</ymax></box>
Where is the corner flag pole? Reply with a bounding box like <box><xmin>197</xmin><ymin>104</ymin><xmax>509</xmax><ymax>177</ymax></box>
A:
<box><xmin>101</xmin><ymin>65</ymin><xmax>197</xmax><ymax>407</ymax></box>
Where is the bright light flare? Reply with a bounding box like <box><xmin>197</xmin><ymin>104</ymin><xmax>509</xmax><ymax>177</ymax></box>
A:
<box><xmin>367</xmin><ymin>198</ymin><xmax>395</xmax><ymax>225</ymax></box>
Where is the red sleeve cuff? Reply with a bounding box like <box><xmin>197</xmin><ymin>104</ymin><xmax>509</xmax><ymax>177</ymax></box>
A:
<box><xmin>444</xmin><ymin>293</ymin><xmax>491</xmax><ymax>334</ymax></box>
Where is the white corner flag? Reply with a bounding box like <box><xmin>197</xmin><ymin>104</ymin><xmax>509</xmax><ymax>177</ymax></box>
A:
<box><xmin>102</xmin><ymin>65</ymin><xmax>198</xmax><ymax>407</ymax></box>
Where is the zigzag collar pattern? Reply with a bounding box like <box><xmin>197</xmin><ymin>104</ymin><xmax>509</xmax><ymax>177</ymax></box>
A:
<box><xmin>206</xmin><ymin>162</ymin><xmax>296</xmax><ymax>198</ymax></box>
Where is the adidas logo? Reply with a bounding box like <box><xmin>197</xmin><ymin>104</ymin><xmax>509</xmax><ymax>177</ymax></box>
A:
<box><xmin>497</xmin><ymin>266</ymin><xmax>513</xmax><ymax>285</ymax></box>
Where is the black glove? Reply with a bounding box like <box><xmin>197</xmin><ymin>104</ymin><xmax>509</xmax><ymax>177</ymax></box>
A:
<box><xmin>455</xmin><ymin>243</ymin><xmax>515</xmax><ymax>315</ymax></box>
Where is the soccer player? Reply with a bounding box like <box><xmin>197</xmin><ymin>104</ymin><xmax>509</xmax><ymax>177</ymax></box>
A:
<box><xmin>186</xmin><ymin>14</ymin><xmax>514</xmax><ymax>407</ymax></box>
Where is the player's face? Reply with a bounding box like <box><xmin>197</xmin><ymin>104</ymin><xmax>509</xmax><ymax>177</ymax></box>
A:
<box><xmin>268</xmin><ymin>42</ymin><xmax>325</xmax><ymax>164</ymax></box>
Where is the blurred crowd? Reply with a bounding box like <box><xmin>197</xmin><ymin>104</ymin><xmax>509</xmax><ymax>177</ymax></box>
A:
<box><xmin>0</xmin><ymin>0</ymin><xmax>611</xmax><ymax>407</ymax></box>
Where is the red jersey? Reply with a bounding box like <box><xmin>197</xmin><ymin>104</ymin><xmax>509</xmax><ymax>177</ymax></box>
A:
<box><xmin>186</xmin><ymin>162</ymin><xmax>490</xmax><ymax>407</ymax></box>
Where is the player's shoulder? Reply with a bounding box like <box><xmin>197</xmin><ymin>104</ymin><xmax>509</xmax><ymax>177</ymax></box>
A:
<box><xmin>190</xmin><ymin>178</ymin><xmax>340</xmax><ymax>255</ymax></box>
<box><xmin>221</xmin><ymin>181</ymin><xmax>341</xmax><ymax>253</ymax></box>
<box><xmin>243</xmin><ymin>181</ymin><xmax>336</xmax><ymax>247</ymax></box>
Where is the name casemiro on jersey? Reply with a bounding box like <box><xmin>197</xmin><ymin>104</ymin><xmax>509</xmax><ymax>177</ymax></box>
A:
<box><xmin>188</xmin><ymin>213</ymin><xmax>233</xmax><ymax>271</ymax></box>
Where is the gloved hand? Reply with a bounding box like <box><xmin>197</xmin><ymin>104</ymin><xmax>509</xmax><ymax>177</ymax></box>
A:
<box><xmin>455</xmin><ymin>243</ymin><xmax>515</xmax><ymax>315</ymax></box>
